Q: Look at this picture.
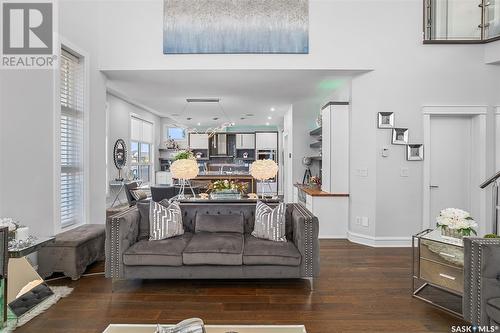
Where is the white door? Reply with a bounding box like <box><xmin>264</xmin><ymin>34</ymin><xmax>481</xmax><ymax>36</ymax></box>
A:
<box><xmin>429</xmin><ymin>115</ymin><xmax>472</xmax><ymax>221</ymax></box>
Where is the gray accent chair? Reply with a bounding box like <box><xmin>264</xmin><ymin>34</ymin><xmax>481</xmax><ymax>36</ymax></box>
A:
<box><xmin>463</xmin><ymin>238</ymin><xmax>500</xmax><ymax>326</ymax></box>
<box><xmin>105</xmin><ymin>202</ymin><xmax>319</xmax><ymax>287</ymax></box>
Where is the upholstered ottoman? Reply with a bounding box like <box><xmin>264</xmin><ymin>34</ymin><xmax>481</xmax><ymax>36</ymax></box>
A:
<box><xmin>38</xmin><ymin>224</ymin><xmax>105</xmax><ymax>280</ymax></box>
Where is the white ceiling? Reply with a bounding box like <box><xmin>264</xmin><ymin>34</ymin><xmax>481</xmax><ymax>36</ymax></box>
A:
<box><xmin>104</xmin><ymin>69</ymin><xmax>360</xmax><ymax>128</ymax></box>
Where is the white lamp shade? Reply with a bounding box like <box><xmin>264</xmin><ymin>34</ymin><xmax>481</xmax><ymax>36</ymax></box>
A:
<box><xmin>170</xmin><ymin>159</ymin><xmax>199</xmax><ymax>180</ymax></box>
<box><xmin>250</xmin><ymin>159</ymin><xmax>278</xmax><ymax>180</ymax></box>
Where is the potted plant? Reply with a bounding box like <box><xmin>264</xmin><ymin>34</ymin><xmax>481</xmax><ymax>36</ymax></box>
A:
<box><xmin>309</xmin><ymin>176</ymin><xmax>321</xmax><ymax>190</ymax></box>
<box><xmin>436</xmin><ymin>208</ymin><xmax>478</xmax><ymax>239</ymax></box>
<box><xmin>173</xmin><ymin>150</ymin><xmax>195</xmax><ymax>160</ymax></box>
<box><xmin>207</xmin><ymin>180</ymin><xmax>248</xmax><ymax>199</ymax></box>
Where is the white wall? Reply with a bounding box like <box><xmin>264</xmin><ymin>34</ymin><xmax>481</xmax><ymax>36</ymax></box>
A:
<box><xmin>106</xmin><ymin>93</ymin><xmax>161</xmax><ymax>199</ymax></box>
<box><xmin>7</xmin><ymin>0</ymin><xmax>493</xmax><ymax>242</ymax></box>
<box><xmin>0</xmin><ymin>70</ymin><xmax>56</xmax><ymax>236</ymax></box>
<box><xmin>485</xmin><ymin>40</ymin><xmax>500</xmax><ymax>64</ymax></box>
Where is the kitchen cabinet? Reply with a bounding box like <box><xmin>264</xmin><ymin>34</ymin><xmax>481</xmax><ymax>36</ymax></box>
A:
<box><xmin>236</xmin><ymin>133</ymin><xmax>255</xmax><ymax>149</ymax></box>
<box><xmin>156</xmin><ymin>171</ymin><xmax>172</xmax><ymax>185</ymax></box>
<box><xmin>189</xmin><ymin>133</ymin><xmax>209</xmax><ymax>150</ymax></box>
<box><xmin>255</xmin><ymin>132</ymin><xmax>278</xmax><ymax>150</ymax></box>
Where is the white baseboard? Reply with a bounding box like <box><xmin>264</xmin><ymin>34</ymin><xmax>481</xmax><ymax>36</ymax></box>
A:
<box><xmin>347</xmin><ymin>231</ymin><xmax>412</xmax><ymax>247</ymax></box>
<box><xmin>319</xmin><ymin>234</ymin><xmax>347</xmax><ymax>239</ymax></box>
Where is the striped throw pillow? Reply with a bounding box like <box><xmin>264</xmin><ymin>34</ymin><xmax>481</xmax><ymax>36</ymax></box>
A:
<box><xmin>252</xmin><ymin>201</ymin><xmax>286</xmax><ymax>242</ymax></box>
<box><xmin>149</xmin><ymin>200</ymin><xmax>184</xmax><ymax>240</ymax></box>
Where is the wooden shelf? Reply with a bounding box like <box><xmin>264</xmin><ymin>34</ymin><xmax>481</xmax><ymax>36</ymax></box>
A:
<box><xmin>310</xmin><ymin>141</ymin><xmax>322</xmax><ymax>148</ymax></box>
<box><xmin>294</xmin><ymin>184</ymin><xmax>349</xmax><ymax>197</ymax></box>
<box><xmin>309</xmin><ymin>127</ymin><xmax>322</xmax><ymax>136</ymax></box>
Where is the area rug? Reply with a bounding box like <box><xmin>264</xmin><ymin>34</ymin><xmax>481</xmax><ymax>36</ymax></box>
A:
<box><xmin>4</xmin><ymin>286</ymin><xmax>73</xmax><ymax>331</ymax></box>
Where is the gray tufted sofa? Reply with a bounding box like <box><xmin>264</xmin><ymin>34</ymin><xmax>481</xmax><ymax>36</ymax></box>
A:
<box><xmin>463</xmin><ymin>238</ymin><xmax>500</xmax><ymax>326</ymax></box>
<box><xmin>105</xmin><ymin>202</ymin><xmax>319</xmax><ymax>288</ymax></box>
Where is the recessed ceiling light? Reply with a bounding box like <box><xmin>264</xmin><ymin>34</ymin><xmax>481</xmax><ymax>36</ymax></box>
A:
<box><xmin>213</xmin><ymin>117</ymin><xmax>219</xmax><ymax>120</ymax></box>
<box><xmin>270</xmin><ymin>107</ymin><xmax>275</xmax><ymax>112</ymax></box>
<box><xmin>240</xmin><ymin>117</ymin><xmax>246</xmax><ymax>120</ymax></box>
<box><xmin>187</xmin><ymin>117</ymin><xmax>192</xmax><ymax>120</ymax></box>
<box><xmin>267</xmin><ymin>116</ymin><xmax>272</xmax><ymax>120</ymax></box>
<box><xmin>197</xmin><ymin>122</ymin><xmax>201</xmax><ymax>126</ymax></box>
<box><xmin>266</xmin><ymin>122</ymin><xmax>270</xmax><ymax>126</ymax></box>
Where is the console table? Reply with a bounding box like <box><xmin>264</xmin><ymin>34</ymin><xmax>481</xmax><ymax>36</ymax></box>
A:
<box><xmin>103</xmin><ymin>324</ymin><xmax>306</xmax><ymax>333</ymax></box>
<box><xmin>412</xmin><ymin>229</ymin><xmax>464</xmax><ymax>317</ymax></box>
<box><xmin>7</xmin><ymin>237</ymin><xmax>55</xmax><ymax>324</ymax></box>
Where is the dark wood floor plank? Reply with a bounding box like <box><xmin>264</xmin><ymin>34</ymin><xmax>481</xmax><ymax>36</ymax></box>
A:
<box><xmin>14</xmin><ymin>240</ymin><xmax>466</xmax><ymax>333</ymax></box>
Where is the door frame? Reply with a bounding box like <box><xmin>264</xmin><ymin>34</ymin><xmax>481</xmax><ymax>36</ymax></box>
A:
<box><xmin>422</xmin><ymin>106</ymin><xmax>488</xmax><ymax>232</ymax></box>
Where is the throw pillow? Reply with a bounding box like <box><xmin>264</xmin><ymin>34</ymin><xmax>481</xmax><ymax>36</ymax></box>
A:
<box><xmin>136</xmin><ymin>201</ymin><xmax>151</xmax><ymax>240</ymax></box>
<box><xmin>130</xmin><ymin>189</ymin><xmax>148</xmax><ymax>201</ymax></box>
<box><xmin>252</xmin><ymin>201</ymin><xmax>286</xmax><ymax>242</ymax></box>
<box><xmin>149</xmin><ymin>200</ymin><xmax>184</xmax><ymax>240</ymax></box>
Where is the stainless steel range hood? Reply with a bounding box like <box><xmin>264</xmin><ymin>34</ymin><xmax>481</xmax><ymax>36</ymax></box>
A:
<box><xmin>210</xmin><ymin>134</ymin><xmax>228</xmax><ymax>156</ymax></box>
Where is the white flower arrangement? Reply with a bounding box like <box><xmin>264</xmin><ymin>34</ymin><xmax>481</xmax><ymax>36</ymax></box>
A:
<box><xmin>0</xmin><ymin>217</ymin><xmax>19</xmax><ymax>232</ymax></box>
<box><xmin>436</xmin><ymin>208</ymin><xmax>477</xmax><ymax>237</ymax></box>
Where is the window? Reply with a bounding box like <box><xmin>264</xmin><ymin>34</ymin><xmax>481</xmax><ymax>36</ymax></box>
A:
<box><xmin>166</xmin><ymin>127</ymin><xmax>186</xmax><ymax>140</ymax></box>
<box><xmin>60</xmin><ymin>48</ymin><xmax>85</xmax><ymax>228</ymax></box>
<box><xmin>130</xmin><ymin>116</ymin><xmax>153</xmax><ymax>183</ymax></box>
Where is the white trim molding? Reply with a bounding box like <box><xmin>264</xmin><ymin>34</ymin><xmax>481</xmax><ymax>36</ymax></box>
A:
<box><xmin>347</xmin><ymin>231</ymin><xmax>412</xmax><ymax>247</ymax></box>
<box><xmin>422</xmin><ymin>105</ymin><xmax>488</xmax><ymax>115</ymax></box>
<box><xmin>496</xmin><ymin>106</ymin><xmax>500</xmax><ymax>172</ymax></box>
<box><xmin>422</xmin><ymin>106</ymin><xmax>488</xmax><ymax>235</ymax></box>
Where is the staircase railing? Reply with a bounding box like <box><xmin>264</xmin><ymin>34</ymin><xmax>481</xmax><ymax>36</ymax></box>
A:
<box><xmin>480</xmin><ymin>171</ymin><xmax>500</xmax><ymax>235</ymax></box>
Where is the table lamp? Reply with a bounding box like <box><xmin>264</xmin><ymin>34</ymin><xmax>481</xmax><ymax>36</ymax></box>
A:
<box><xmin>250</xmin><ymin>160</ymin><xmax>278</xmax><ymax>199</ymax></box>
<box><xmin>170</xmin><ymin>159</ymin><xmax>199</xmax><ymax>199</ymax></box>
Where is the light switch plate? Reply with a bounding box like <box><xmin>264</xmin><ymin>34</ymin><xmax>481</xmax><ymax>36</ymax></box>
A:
<box><xmin>357</xmin><ymin>168</ymin><xmax>368</xmax><ymax>177</ymax></box>
<box><xmin>400</xmin><ymin>167</ymin><xmax>409</xmax><ymax>177</ymax></box>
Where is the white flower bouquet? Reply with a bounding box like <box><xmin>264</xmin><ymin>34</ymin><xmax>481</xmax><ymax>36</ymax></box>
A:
<box><xmin>436</xmin><ymin>208</ymin><xmax>477</xmax><ymax>238</ymax></box>
<box><xmin>0</xmin><ymin>217</ymin><xmax>19</xmax><ymax>241</ymax></box>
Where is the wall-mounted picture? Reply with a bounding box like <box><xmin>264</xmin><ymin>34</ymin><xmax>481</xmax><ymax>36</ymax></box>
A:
<box><xmin>407</xmin><ymin>144</ymin><xmax>424</xmax><ymax>161</ymax></box>
<box><xmin>377</xmin><ymin>112</ymin><xmax>394</xmax><ymax>128</ymax></box>
<box><xmin>392</xmin><ymin>128</ymin><xmax>409</xmax><ymax>145</ymax></box>
<box><xmin>163</xmin><ymin>0</ymin><xmax>309</xmax><ymax>54</ymax></box>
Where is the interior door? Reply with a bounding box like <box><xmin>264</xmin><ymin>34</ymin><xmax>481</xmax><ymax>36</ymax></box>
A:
<box><xmin>429</xmin><ymin>115</ymin><xmax>472</xmax><ymax>220</ymax></box>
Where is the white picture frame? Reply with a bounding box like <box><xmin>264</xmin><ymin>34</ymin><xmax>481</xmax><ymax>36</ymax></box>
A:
<box><xmin>377</xmin><ymin>112</ymin><xmax>394</xmax><ymax>129</ymax></box>
<box><xmin>407</xmin><ymin>144</ymin><xmax>424</xmax><ymax>161</ymax></box>
<box><xmin>392</xmin><ymin>128</ymin><xmax>409</xmax><ymax>145</ymax></box>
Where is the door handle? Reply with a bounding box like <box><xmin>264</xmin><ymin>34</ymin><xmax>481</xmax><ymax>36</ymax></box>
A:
<box><xmin>429</xmin><ymin>185</ymin><xmax>439</xmax><ymax>189</ymax></box>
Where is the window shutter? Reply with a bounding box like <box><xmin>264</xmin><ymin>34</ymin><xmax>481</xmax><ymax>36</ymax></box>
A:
<box><xmin>60</xmin><ymin>48</ymin><xmax>84</xmax><ymax>228</ymax></box>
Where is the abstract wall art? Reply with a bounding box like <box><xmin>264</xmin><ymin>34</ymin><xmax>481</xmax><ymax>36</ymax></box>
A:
<box><xmin>163</xmin><ymin>0</ymin><xmax>309</xmax><ymax>54</ymax></box>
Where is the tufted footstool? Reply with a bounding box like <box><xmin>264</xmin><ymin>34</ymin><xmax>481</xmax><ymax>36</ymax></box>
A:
<box><xmin>38</xmin><ymin>224</ymin><xmax>105</xmax><ymax>280</ymax></box>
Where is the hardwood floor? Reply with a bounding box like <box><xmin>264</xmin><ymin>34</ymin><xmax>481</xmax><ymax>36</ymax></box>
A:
<box><xmin>16</xmin><ymin>240</ymin><xmax>466</xmax><ymax>333</ymax></box>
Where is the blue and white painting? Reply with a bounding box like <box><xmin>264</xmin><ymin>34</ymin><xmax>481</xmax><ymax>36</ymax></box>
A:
<box><xmin>163</xmin><ymin>0</ymin><xmax>309</xmax><ymax>54</ymax></box>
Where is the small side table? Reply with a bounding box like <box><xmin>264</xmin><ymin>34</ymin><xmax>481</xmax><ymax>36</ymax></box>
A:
<box><xmin>413</xmin><ymin>229</ymin><xmax>464</xmax><ymax>318</ymax></box>
<box><xmin>7</xmin><ymin>237</ymin><xmax>55</xmax><ymax>324</ymax></box>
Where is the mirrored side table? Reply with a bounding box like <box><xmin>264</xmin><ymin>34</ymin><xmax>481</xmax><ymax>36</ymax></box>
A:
<box><xmin>413</xmin><ymin>229</ymin><xmax>464</xmax><ymax>318</ymax></box>
<box><xmin>7</xmin><ymin>236</ymin><xmax>55</xmax><ymax>325</ymax></box>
